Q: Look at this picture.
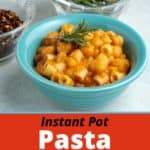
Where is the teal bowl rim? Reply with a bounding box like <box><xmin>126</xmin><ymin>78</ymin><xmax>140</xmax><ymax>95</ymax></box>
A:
<box><xmin>17</xmin><ymin>13</ymin><xmax>147</xmax><ymax>92</ymax></box>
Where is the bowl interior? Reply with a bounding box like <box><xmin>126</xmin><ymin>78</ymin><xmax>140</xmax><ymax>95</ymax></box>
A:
<box><xmin>17</xmin><ymin>14</ymin><xmax>147</xmax><ymax>91</ymax></box>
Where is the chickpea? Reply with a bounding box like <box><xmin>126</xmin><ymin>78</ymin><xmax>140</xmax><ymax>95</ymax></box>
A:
<box><xmin>84</xmin><ymin>32</ymin><xmax>94</xmax><ymax>41</ymax></box>
<box><xmin>66</xmin><ymin>57</ymin><xmax>77</xmax><ymax>67</ymax></box>
<box><xmin>57</xmin><ymin>41</ymin><xmax>73</xmax><ymax>54</ymax></box>
<box><xmin>81</xmin><ymin>44</ymin><xmax>95</xmax><ymax>57</ymax></box>
<box><xmin>70</xmin><ymin>49</ymin><xmax>84</xmax><ymax>62</ymax></box>
<box><xmin>101</xmin><ymin>44</ymin><xmax>113</xmax><ymax>56</ymax></box>
<box><xmin>61</xmin><ymin>24</ymin><xmax>74</xmax><ymax>34</ymax></box>
<box><xmin>102</xmin><ymin>34</ymin><xmax>112</xmax><ymax>44</ymax></box>
<box><xmin>112</xmin><ymin>35</ymin><xmax>124</xmax><ymax>46</ymax></box>
<box><xmin>113</xmin><ymin>45</ymin><xmax>123</xmax><ymax>58</ymax></box>
<box><xmin>91</xmin><ymin>36</ymin><xmax>103</xmax><ymax>47</ymax></box>
<box><xmin>93</xmin><ymin>29</ymin><xmax>105</xmax><ymax>37</ymax></box>
<box><xmin>90</xmin><ymin>53</ymin><xmax>109</xmax><ymax>73</ymax></box>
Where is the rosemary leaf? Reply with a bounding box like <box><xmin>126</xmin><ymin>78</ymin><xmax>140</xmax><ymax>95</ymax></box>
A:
<box><xmin>62</xmin><ymin>20</ymin><xmax>95</xmax><ymax>46</ymax></box>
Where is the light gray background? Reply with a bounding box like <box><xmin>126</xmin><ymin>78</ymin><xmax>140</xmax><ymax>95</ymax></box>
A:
<box><xmin>0</xmin><ymin>0</ymin><xmax>150</xmax><ymax>113</ymax></box>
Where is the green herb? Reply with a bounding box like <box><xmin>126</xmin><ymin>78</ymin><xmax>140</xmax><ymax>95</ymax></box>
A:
<box><xmin>69</xmin><ymin>0</ymin><xmax>119</xmax><ymax>6</ymax></box>
<box><xmin>44</xmin><ymin>21</ymin><xmax>95</xmax><ymax>46</ymax></box>
<box><xmin>61</xmin><ymin>20</ymin><xmax>95</xmax><ymax>46</ymax></box>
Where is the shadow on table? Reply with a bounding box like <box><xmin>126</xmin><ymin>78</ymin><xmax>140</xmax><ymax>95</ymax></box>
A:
<box><xmin>2</xmin><ymin>65</ymin><xmax>117</xmax><ymax>113</ymax></box>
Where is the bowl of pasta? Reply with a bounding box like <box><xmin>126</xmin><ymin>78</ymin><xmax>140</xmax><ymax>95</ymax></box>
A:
<box><xmin>17</xmin><ymin>14</ymin><xmax>147</xmax><ymax>108</ymax></box>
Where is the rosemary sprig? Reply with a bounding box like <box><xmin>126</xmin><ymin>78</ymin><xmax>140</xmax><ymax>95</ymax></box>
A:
<box><xmin>44</xmin><ymin>21</ymin><xmax>95</xmax><ymax>47</ymax></box>
<box><xmin>61</xmin><ymin>20</ymin><xmax>95</xmax><ymax>46</ymax></box>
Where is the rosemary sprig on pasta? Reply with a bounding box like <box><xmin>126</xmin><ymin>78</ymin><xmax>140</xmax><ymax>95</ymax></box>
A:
<box><xmin>62</xmin><ymin>20</ymin><xmax>95</xmax><ymax>46</ymax></box>
<box><xmin>44</xmin><ymin>20</ymin><xmax>95</xmax><ymax>47</ymax></box>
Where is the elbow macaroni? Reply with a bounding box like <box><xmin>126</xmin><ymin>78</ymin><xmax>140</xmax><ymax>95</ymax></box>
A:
<box><xmin>34</xmin><ymin>24</ymin><xmax>130</xmax><ymax>87</ymax></box>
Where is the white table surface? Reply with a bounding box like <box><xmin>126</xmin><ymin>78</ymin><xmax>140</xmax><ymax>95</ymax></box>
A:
<box><xmin>0</xmin><ymin>0</ymin><xmax>150</xmax><ymax>113</ymax></box>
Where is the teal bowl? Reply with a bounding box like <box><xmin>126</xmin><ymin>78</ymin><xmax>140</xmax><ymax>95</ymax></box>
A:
<box><xmin>17</xmin><ymin>14</ymin><xmax>147</xmax><ymax>108</ymax></box>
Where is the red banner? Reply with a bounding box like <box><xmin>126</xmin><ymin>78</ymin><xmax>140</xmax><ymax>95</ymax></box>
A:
<box><xmin>0</xmin><ymin>114</ymin><xmax>150</xmax><ymax>150</ymax></box>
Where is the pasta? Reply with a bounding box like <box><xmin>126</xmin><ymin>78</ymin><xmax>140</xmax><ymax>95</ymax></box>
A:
<box><xmin>34</xmin><ymin>23</ymin><xmax>130</xmax><ymax>87</ymax></box>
